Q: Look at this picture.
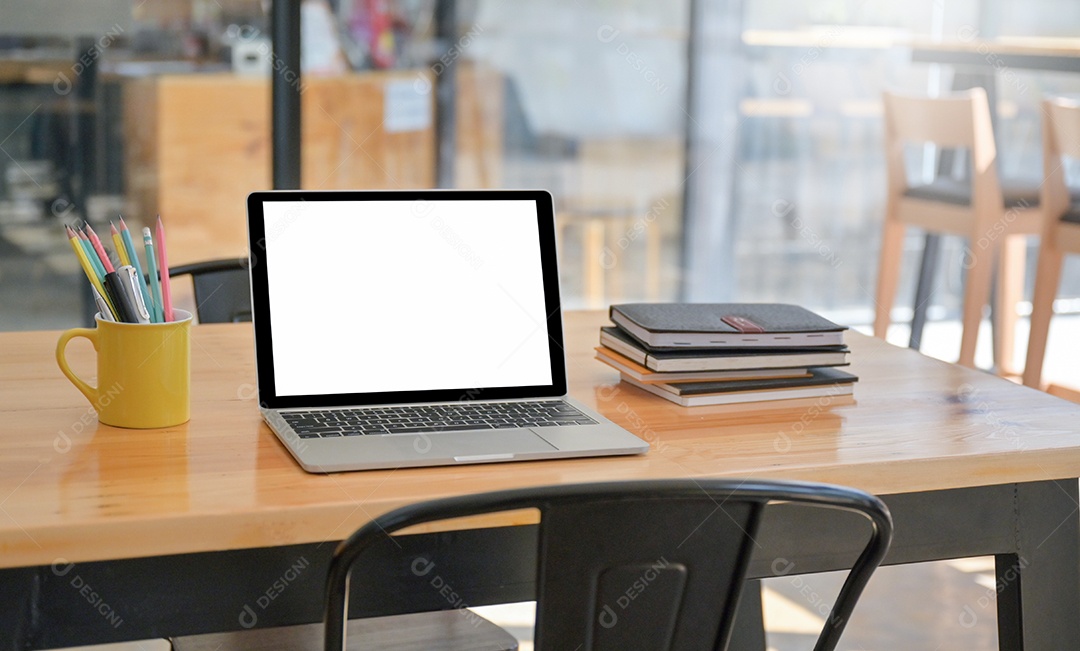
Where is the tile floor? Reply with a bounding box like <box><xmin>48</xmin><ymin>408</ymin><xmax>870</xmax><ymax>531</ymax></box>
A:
<box><xmin>50</xmin><ymin>555</ymin><xmax>1002</xmax><ymax>651</ymax></box>
<box><xmin>468</xmin><ymin>556</ymin><xmax>1003</xmax><ymax>651</ymax></box>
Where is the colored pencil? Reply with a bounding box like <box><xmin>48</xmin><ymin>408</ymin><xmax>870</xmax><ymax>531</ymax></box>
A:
<box><xmin>143</xmin><ymin>227</ymin><xmax>164</xmax><ymax>323</ymax></box>
<box><xmin>83</xmin><ymin>223</ymin><xmax>115</xmax><ymax>274</ymax></box>
<box><xmin>110</xmin><ymin>223</ymin><xmax>130</xmax><ymax>267</ymax></box>
<box><xmin>118</xmin><ymin>216</ymin><xmax>154</xmax><ymax>319</ymax></box>
<box><xmin>155</xmin><ymin>216</ymin><xmax>173</xmax><ymax>322</ymax></box>
<box><xmin>77</xmin><ymin>229</ymin><xmax>105</xmax><ymax>280</ymax></box>
<box><xmin>66</xmin><ymin>226</ymin><xmax>115</xmax><ymax>318</ymax></box>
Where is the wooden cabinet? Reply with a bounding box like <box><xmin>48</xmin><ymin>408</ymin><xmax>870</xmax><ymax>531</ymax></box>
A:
<box><xmin>123</xmin><ymin>71</ymin><xmax>436</xmax><ymax>264</ymax></box>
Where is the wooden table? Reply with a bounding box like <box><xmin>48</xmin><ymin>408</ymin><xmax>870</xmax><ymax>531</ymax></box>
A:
<box><xmin>911</xmin><ymin>37</ymin><xmax>1080</xmax><ymax>74</ymax></box>
<box><xmin>2</xmin><ymin>312</ymin><xmax>1079</xmax><ymax>649</ymax></box>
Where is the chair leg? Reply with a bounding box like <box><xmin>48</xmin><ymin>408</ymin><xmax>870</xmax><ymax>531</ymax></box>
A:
<box><xmin>874</xmin><ymin>220</ymin><xmax>906</xmax><ymax>340</ymax></box>
<box><xmin>909</xmin><ymin>234</ymin><xmax>942</xmax><ymax>350</ymax></box>
<box><xmin>959</xmin><ymin>236</ymin><xmax>997</xmax><ymax>368</ymax></box>
<box><xmin>993</xmin><ymin>235</ymin><xmax>1026</xmax><ymax>376</ymax></box>
<box><xmin>1022</xmin><ymin>239</ymin><xmax>1064</xmax><ymax>388</ymax></box>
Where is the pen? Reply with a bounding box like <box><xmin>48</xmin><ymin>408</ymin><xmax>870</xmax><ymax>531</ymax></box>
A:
<box><xmin>110</xmin><ymin>223</ymin><xmax>131</xmax><ymax>267</ymax></box>
<box><xmin>91</xmin><ymin>286</ymin><xmax>115</xmax><ymax>322</ymax></box>
<box><xmin>118</xmin><ymin>216</ymin><xmax>154</xmax><ymax>320</ymax></box>
<box><xmin>117</xmin><ymin>265</ymin><xmax>150</xmax><ymax>323</ymax></box>
<box><xmin>155</xmin><ymin>216</ymin><xmax>173</xmax><ymax>322</ymax></box>
<box><xmin>104</xmin><ymin>271</ymin><xmax>138</xmax><ymax>323</ymax></box>
<box><xmin>66</xmin><ymin>225</ymin><xmax>115</xmax><ymax>319</ymax></box>
<box><xmin>84</xmin><ymin>223</ymin><xmax>115</xmax><ymax>274</ymax></box>
<box><xmin>143</xmin><ymin>227</ymin><xmax>164</xmax><ymax>323</ymax></box>
<box><xmin>124</xmin><ymin>265</ymin><xmax>151</xmax><ymax>323</ymax></box>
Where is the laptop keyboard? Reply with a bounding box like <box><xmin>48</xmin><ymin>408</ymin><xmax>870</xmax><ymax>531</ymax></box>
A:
<box><xmin>281</xmin><ymin>400</ymin><xmax>598</xmax><ymax>439</ymax></box>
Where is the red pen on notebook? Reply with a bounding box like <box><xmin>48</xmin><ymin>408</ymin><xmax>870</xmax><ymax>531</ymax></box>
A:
<box><xmin>155</xmin><ymin>216</ymin><xmax>173</xmax><ymax>322</ymax></box>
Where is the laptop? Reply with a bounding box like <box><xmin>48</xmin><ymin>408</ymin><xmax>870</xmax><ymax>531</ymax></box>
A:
<box><xmin>247</xmin><ymin>189</ymin><xmax>649</xmax><ymax>473</ymax></box>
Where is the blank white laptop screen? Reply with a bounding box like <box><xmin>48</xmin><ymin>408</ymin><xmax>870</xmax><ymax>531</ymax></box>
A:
<box><xmin>262</xmin><ymin>199</ymin><xmax>553</xmax><ymax>397</ymax></box>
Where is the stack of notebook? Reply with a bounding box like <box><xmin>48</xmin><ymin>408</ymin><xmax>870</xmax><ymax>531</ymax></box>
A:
<box><xmin>596</xmin><ymin>303</ymin><xmax>857</xmax><ymax>407</ymax></box>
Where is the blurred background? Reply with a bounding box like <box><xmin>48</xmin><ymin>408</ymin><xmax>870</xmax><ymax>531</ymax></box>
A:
<box><xmin>1</xmin><ymin>0</ymin><xmax>1078</xmax><ymax>345</ymax></box>
<box><xmin>5</xmin><ymin>3</ymin><xmax>1079</xmax><ymax>649</ymax></box>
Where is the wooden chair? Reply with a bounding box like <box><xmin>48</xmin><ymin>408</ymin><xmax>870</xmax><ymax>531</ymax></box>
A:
<box><xmin>175</xmin><ymin>479</ymin><xmax>892</xmax><ymax>651</ymax></box>
<box><xmin>1023</xmin><ymin>98</ymin><xmax>1080</xmax><ymax>389</ymax></box>
<box><xmin>875</xmin><ymin>88</ymin><xmax>1043</xmax><ymax>369</ymax></box>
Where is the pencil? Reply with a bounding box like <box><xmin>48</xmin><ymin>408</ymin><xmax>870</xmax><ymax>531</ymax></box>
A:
<box><xmin>66</xmin><ymin>226</ymin><xmax>115</xmax><ymax>319</ymax></box>
<box><xmin>83</xmin><ymin>223</ymin><xmax>115</xmax><ymax>274</ymax></box>
<box><xmin>110</xmin><ymin>223</ymin><xmax>130</xmax><ymax>267</ymax></box>
<box><xmin>118</xmin><ymin>216</ymin><xmax>154</xmax><ymax>319</ymax></box>
<box><xmin>155</xmin><ymin>216</ymin><xmax>173</xmax><ymax>322</ymax></box>
<box><xmin>77</xmin><ymin>229</ymin><xmax>106</xmax><ymax>281</ymax></box>
<box><xmin>143</xmin><ymin>227</ymin><xmax>164</xmax><ymax>323</ymax></box>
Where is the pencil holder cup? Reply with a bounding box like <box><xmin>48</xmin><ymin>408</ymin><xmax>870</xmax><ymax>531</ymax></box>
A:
<box><xmin>56</xmin><ymin>309</ymin><xmax>192</xmax><ymax>429</ymax></box>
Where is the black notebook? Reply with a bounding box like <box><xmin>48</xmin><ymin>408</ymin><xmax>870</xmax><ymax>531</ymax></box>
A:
<box><xmin>610</xmin><ymin>303</ymin><xmax>847</xmax><ymax>348</ymax></box>
<box><xmin>600</xmin><ymin>327</ymin><xmax>850</xmax><ymax>372</ymax></box>
<box><xmin>621</xmin><ymin>367</ymin><xmax>858</xmax><ymax>407</ymax></box>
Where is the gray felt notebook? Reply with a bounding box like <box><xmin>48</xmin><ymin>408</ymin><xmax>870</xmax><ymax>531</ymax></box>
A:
<box><xmin>609</xmin><ymin>303</ymin><xmax>848</xmax><ymax>348</ymax></box>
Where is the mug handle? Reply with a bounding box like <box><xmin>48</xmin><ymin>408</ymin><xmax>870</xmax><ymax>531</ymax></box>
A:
<box><xmin>56</xmin><ymin>328</ymin><xmax>98</xmax><ymax>406</ymax></box>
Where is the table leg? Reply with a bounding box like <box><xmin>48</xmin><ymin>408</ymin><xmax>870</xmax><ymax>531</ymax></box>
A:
<box><xmin>995</xmin><ymin>479</ymin><xmax>1080</xmax><ymax>650</ymax></box>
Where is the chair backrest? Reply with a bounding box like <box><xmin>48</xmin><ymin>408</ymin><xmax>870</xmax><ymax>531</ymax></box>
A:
<box><xmin>168</xmin><ymin>258</ymin><xmax>251</xmax><ymax>324</ymax></box>
<box><xmin>882</xmin><ymin>89</ymin><xmax>1000</xmax><ymax>204</ymax></box>
<box><xmin>1042</xmin><ymin>97</ymin><xmax>1080</xmax><ymax>219</ymax></box>
<box><xmin>323</xmin><ymin>479</ymin><xmax>893</xmax><ymax>651</ymax></box>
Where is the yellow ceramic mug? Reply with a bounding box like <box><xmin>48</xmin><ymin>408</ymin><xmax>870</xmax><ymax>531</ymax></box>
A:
<box><xmin>56</xmin><ymin>309</ymin><xmax>192</xmax><ymax>428</ymax></box>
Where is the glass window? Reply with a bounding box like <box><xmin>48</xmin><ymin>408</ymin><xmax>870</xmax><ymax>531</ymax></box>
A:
<box><xmin>1</xmin><ymin>0</ymin><xmax>1079</xmax><ymax>332</ymax></box>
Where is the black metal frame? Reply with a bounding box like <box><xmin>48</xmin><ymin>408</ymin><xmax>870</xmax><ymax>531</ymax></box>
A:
<box><xmin>2</xmin><ymin>480</ymin><xmax>1077</xmax><ymax>649</ymax></box>
<box><xmin>169</xmin><ymin>257</ymin><xmax>251</xmax><ymax>323</ymax></box>
<box><xmin>323</xmin><ymin>479</ymin><xmax>891</xmax><ymax>651</ymax></box>
<box><xmin>271</xmin><ymin>0</ymin><xmax>302</xmax><ymax>189</ymax></box>
<box><xmin>169</xmin><ymin>258</ymin><xmax>248</xmax><ymax>278</ymax></box>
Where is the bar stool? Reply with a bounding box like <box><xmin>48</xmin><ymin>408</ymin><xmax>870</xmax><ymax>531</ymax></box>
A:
<box><xmin>1023</xmin><ymin>97</ymin><xmax>1080</xmax><ymax>389</ymax></box>
<box><xmin>875</xmin><ymin>88</ymin><xmax>1043</xmax><ymax>368</ymax></box>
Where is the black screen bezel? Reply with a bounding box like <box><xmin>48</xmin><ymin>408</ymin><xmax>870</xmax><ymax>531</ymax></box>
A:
<box><xmin>247</xmin><ymin>189</ymin><xmax>567</xmax><ymax>410</ymax></box>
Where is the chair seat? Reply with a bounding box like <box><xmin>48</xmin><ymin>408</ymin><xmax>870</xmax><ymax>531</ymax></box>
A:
<box><xmin>904</xmin><ymin>177</ymin><xmax>1041</xmax><ymax>208</ymax></box>
<box><xmin>170</xmin><ymin>609</ymin><xmax>519</xmax><ymax>651</ymax></box>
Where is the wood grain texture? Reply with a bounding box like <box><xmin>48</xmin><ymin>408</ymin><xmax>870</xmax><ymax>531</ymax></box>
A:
<box><xmin>3</xmin><ymin>311</ymin><xmax>1080</xmax><ymax>569</ymax></box>
<box><xmin>454</xmin><ymin>63</ymin><xmax>504</xmax><ymax>189</ymax></box>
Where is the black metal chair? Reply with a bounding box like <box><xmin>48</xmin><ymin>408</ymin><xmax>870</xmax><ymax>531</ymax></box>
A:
<box><xmin>173</xmin><ymin>479</ymin><xmax>891</xmax><ymax>651</ymax></box>
<box><xmin>169</xmin><ymin>258</ymin><xmax>252</xmax><ymax>324</ymax></box>
<box><xmin>327</xmin><ymin>479</ymin><xmax>890</xmax><ymax>650</ymax></box>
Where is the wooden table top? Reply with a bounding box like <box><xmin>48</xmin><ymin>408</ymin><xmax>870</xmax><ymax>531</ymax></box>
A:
<box><xmin>910</xmin><ymin>36</ymin><xmax>1080</xmax><ymax>58</ymax></box>
<box><xmin>2</xmin><ymin>311</ymin><xmax>1080</xmax><ymax>569</ymax></box>
<box><xmin>740</xmin><ymin>29</ymin><xmax>1080</xmax><ymax>58</ymax></box>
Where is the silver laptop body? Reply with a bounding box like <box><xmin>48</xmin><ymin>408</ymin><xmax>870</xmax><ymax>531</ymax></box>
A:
<box><xmin>247</xmin><ymin>189</ymin><xmax>648</xmax><ymax>472</ymax></box>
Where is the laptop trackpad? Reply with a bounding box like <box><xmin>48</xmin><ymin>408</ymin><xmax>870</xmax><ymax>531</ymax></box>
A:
<box><xmin>415</xmin><ymin>429</ymin><xmax>557</xmax><ymax>460</ymax></box>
